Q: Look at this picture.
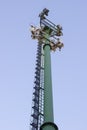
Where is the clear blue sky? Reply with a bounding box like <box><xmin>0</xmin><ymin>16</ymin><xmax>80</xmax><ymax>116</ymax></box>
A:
<box><xmin>0</xmin><ymin>0</ymin><xmax>87</xmax><ymax>130</ymax></box>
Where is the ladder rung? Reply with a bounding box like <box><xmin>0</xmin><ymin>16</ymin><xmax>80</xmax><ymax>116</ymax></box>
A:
<box><xmin>32</xmin><ymin>106</ymin><xmax>38</xmax><ymax>111</ymax></box>
<box><xmin>30</xmin><ymin>123</ymin><xmax>37</xmax><ymax>128</ymax></box>
<box><xmin>31</xmin><ymin>113</ymin><xmax>38</xmax><ymax>119</ymax></box>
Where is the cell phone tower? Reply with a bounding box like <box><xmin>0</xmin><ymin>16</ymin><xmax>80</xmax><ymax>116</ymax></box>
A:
<box><xmin>30</xmin><ymin>8</ymin><xmax>64</xmax><ymax>130</ymax></box>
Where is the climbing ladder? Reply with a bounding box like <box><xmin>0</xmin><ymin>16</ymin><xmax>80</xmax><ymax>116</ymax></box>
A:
<box><xmin>30</xmin><ymin>43</ymin><xmax>44</xmax><ymax>130</ymax></box>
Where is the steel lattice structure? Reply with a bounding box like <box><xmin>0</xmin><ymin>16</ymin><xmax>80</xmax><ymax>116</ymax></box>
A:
<box><xmin>30</xmin><ymin>8</ymin><xmax>63</xmax><ymax>130</ymax></box>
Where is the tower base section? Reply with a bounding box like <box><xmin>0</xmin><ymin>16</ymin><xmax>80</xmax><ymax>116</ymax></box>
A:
<box><xmin>40</xmin><ymin>122</ymin><xmax>58</xmax><ymax>130</ymax></box>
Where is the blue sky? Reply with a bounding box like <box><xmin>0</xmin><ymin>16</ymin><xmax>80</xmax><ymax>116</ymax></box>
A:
<box><xmin>0</xmin><ymin>0</ymin><xmax>87</xmax><ymax>130</ymax></box>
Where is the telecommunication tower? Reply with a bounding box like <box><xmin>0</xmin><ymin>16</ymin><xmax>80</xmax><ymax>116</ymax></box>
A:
<box><xmin>30</xmin><ymin>8</ymin><xmax>64</xmax><ymax>130</ymax></box>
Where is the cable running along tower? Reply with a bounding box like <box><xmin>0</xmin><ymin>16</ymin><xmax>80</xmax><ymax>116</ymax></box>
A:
<box><xmin>30</xmin><ymin>8</ymin><xmax>64</xmax><ymax>130</ymax></box>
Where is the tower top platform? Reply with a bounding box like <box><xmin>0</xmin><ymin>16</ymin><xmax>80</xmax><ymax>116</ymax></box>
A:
<box><xmin>30</xmin><ymin>8</ymin><xmax>64</xmax><ymax>51</ymax></box>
